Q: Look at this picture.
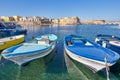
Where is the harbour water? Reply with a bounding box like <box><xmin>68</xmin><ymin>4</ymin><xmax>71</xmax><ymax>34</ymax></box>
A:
<box><xmin>0</xmin><ymin>24</ymin><xmax>120</xmax><ymax>80</ymax></box>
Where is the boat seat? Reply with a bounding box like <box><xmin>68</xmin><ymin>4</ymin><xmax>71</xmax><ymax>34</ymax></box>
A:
<box><xmin>72</xmin><ymin>40</ymin><xmax>85</xmax><ymax>46</ymax></box>
<box><xmin>37</xmin><ymin>39</ymin><xmax>51</xmax><ymax>44</ymax></box>
<box><xmin>85</xmin><ymin>42</ymin><xmax>93</xmax><ymax>46</ymax></box>
<box><xmin>109</xmin><ymin>40</ymin><xmax>120</xmax><ymax>46</ymax></box>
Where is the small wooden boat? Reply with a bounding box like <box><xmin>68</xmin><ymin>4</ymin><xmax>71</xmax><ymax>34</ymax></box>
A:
<box><xmin>0</xmin><ymin>34</ymin><xmax>25</xmax><ymax>50</ymax></box>
<box><xmin>64</xmin><ymin>35</ymin><xmax>119</xmax><ymax>72</ymax></box>
<box><xmin>1</xmin><ymin>34</ymin><xmax>57</xmax><ymax>66</ymax></box>
<box><xmin>95</xmin><ymin>34</ymin><xmax>120</xmax><ymax>54</ymax></box>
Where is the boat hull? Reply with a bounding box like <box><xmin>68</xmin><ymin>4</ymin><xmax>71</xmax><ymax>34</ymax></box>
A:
<box><xmin>10</xmin><ymin>29</ymin><xmax>27</xmax><ymax>35</ymax></box>
<box><xmin>0</xmin><ymin>22</ymin><xmax>27</xmax><ymax>36</ymax></box>
<box><xmin>0</xmin><ymin>35</ymin><xmax>24</xmax><ymax>50</ymax></box>
<box><xmin>64</xmin><ymin>45</ymin><xmax>114</xmax><ymax>72</ymax></box>
<box><xmin>4</xmin><ymin>42</ymin><xmax>56</xmax><ymax>66</ymax></box>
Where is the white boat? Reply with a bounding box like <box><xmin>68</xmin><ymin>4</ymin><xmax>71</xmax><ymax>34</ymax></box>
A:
<box><xmin>64</xmin><ymin>35</ymin><xmax>120</xmax><ymax>72</ymax></box>
<box><xmin>1</xmin><ymin>34</ymin><xmax>57</xmax><ymax>66</ymax></box>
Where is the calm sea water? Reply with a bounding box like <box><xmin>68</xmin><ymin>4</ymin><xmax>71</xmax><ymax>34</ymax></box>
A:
<box><xmin>0</xmin><ymin>24</ymin><xmax>120</xmax><ymax>80</ymax></box>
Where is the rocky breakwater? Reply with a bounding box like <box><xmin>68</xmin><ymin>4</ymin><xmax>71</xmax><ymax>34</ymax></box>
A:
<box><xmin>82</xmin><ymin>20</ymin><xmax>105</xmax><ymax>25</ymax></box>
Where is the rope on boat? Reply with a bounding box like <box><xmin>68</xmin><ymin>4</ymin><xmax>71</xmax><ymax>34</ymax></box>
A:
<box><xmin>104</xmin><ymin>57</ymin><xmax>110</xmax><ymax>80</ymax></box>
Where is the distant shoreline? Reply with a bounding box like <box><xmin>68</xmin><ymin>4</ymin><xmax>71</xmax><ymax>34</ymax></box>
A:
<box><xmin>1</xmin><ymin>16</ymin><xmax>120</xmax><ymax>26</ymax></box>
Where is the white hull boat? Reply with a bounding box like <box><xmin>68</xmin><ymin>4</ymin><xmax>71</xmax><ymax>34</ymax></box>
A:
<box><xmin>64</xmin><ymin>35</ymin><xmax>120</xmax><ymax>72</ymax></box>
<box><xmin>1</xmin><ymin>34</ymin><xmax>57</xmax><ymax>66</ymax></box>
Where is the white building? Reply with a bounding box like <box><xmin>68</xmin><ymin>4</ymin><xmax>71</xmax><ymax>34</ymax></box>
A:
<box><xmin>19</xmin><ymin>17</ymin><xmax>28</xmax><ymax>21</ymax></box>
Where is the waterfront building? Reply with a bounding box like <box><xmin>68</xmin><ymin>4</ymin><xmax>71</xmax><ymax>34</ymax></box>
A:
<box><xmin>19</xmin><ymin>16</ymin><xmax>28</xmax><ymax>21</ymax></box>
<box><xmin>59</xmin><ymin>16</ymin><xmax>80</xmax><ymax>25</ymax></box>
<box><xmin>0</xmin><ymin>16</ymin><xmax>10</xmax><ymax>22</ymax></box>
<box><xmin>33</xmin><ymin>16</ymin><xmax>41</xmax><ymax>22</ymax></box>
<box><xmin>41</xmin><ymin>18</ymin><xmax>51</xmax><ymax>25</ymax></box>
<box><xmin>27</xmin><ymin>16</ymin><xmax>34</xmax><ymax>22</ymax></box>
<box><xmin>9</xmin><ymin>17</ymin><xmax>15</xmax><ymax>21</ymax></box>
<box><xmin>52</xmin><ymin>19</ymin><xmax>59</xmax><ymax>24</ymax></box>
<box><xmin>0</xmin><ymin>17</ymin><xmax>1</xmax><ymax>20</ymax></box>
<box><xmin>12</xmin><ymin>16</ymin><xmax>21</xmax><ymax>21</ymax></box>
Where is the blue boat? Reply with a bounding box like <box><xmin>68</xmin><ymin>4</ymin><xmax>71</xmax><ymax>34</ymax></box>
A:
<box><xmin>0</xmin><ymin>22</ymin><xmax>27</xmax><ymax>35</ymax></box>
<box><xmin>64</xmin><ymin>35</ymin><xmax>119</xmax><ymax>72</ymax></box>
<box><xmin>95</xmin><ymin>34</ymin><xmax>120</xmax><ymax>54</ymax></box>
<box><xmin>4</xmin><ymin>22</ymin><xmax>22</xmax><ymax>29</ymax></box>
<box><xmin>1</xmin><ymin>34</ymin><xmax>57</xmax><ymax>66</ymax></box>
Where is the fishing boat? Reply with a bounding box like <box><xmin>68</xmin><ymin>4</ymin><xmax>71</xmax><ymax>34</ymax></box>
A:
<box><xmin>0</xmin><ymin>22</ymin><xmax>27</xmax><ymax>35</ymax></box>
<box><xmin>0</xmin><ymin>34</ymin><xmax>25</xmax><ymax>50</ymax></box>
<box><xmin>4</xmin><ymin>22</ymin><xmax>21</xmax><ymax>29</ymax></box>
<box><xmin>95</xmin><ymin>34</ymin><xmax>120</xmax><ymax>54</ymax></box>
<box><xmin>1</xmin><ymin>34</ymin><xmax>57</xmax><ymax>66</ymax></box>
<box><xmin>64</xmin><ymin>35</ymin><xmax>120</xmax><ymax>72</ymax></box>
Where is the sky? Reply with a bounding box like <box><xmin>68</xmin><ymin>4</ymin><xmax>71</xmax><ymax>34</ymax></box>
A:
<box><xmin>0</xmin><ymin>0</ymin><xmax>120</xmax><ymax>21</ymax></box>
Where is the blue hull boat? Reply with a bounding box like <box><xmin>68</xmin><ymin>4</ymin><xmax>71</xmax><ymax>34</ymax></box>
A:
<box><xmin>4</xmin><ymin>22</ymin><xmax>22</xmax><ymax>29</ymax></box>
<box><xmin>64</xmin><ymin>35</ymin><xmax>120</xmax><ymax>72</ymax></box>
<box><xmin>9</xmin><ymin>29</ymin><xmax>27</xmax><ymax>35</ymax></box>
<box><xmin>1</xmin><ymin>34</ymin><xmax>57</xmax><ymax>66</ymax></box>
<box><xmin>0</xmin><ymin>22</ymin><xmax>27</xmax><ymax>35</ymax></box>
<box><xmin>95</xmin><ymin>34</ymin><xmax>120</xmax><ymax>54</ymax></box>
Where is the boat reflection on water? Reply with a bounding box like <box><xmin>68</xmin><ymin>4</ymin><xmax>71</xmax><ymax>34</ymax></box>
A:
<box><xmin>0</xmin><ymin>48</ymin><xmax>57</xmax><ymax>80</ymax></box>
<box><xmin>64</xmin><ymin>50</ymin><xmax>117</xmax><ymax>80</ymax></box>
